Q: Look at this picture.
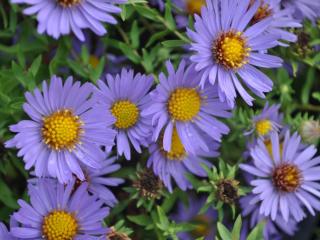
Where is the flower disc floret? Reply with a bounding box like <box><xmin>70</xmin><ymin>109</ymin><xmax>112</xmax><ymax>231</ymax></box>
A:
<box><xmin>213</xmin><ymin>31</ymin><xmax>250</xmax><ymax>70</ymax></box>
<box><xmin>160</xmin><ymin>128</ymin><xmax>186</xmax><ymax>160</ymax></box>
<box><xmin>167</xmin><ymin>88</ymin><xmax>201</xmax><ymax>122</ymax></box>
<box><xmin>111</xmin><ymin>100</ymin><xmax>139</xmax><ymax>129</ymax></box>
<box><xmin>250</xmin><ymin>0</ymin><xmax>273</xmax><ymax>24</ymax></box>
<box><xmin>272</xmin><ymin>164</ymin><xmax>301</xmax><ymax>192</ymax></box>
<box><xmin>255</xmin><ymin>119</ymin><xmax>273</xmax><ymax>136</ymax></box>
<box><xmin>42</xmin><ymin>109</ymin><xmax>83</xmax><ymax>151</ymax></box>
<box><xmin>42</xmin><ymin>210</ymin><xmax>78</xmax><ymax>240</ymax></box>
<box><xmin>57</xmin><ymin>0</ymin><xmax>81</xmax><ymax>7</ymax></box>
<box><xmin>186</xmin><ymin>0</ymin><xmax>206</xmax><ymax>14</ymax></box>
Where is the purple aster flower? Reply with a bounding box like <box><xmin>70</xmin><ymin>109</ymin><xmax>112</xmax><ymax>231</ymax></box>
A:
<box><xmin>81</xmin><ymin>155</ymin><xmax>124</xmax><ymax>207</ymax></box>
<box><xmin>72</xmin><ymin>33</ymin><xmax>127</xmax><ymax>74</ymax></box>
<box><xmin>11</xmin><ymin>178</ymin><xmax>109</xmax><ymax>239</ymax></box>
<box><xmin>6</xmin><ymin>76</ymin><xmax>116</xmax><ymax>183</ymax></box>
<box><xmin>11</xmin><ymin>0</ymin><xmax>127</xmax><ymax>41</ymax></box>
<box><xmin>240</xmin><ymin>194</ymin><xmax>298</xmax><ymax>240</ymax></box>
<box><xmin>147</xmin><ymin>131</ymin><xmax>220</xmax><ymax>192</ymax></box>
<box><xmin>172</xmin><ymin>0</ymin><xmax>206</xmax><ymax>28</ymax></box>
<box><xmin>142</xmin><ymin>60</ymin><xmax>231</xmax><ymax>155</ymax></box>
<box><xmin>149</xmin><ymin>0</ymin><xmax>165</xmax><ymax>11</ymax></box>
<box><xmin>0</xmin><ymin>222</ymin><xmax>15</xmax><ymax>240</ymax></box>
<box><xmin>93</xmin><ymin>69</ymin><xmax>154</xmax><ymax>160</ymax></box>
<box><xmin>187</xmin><ymin>0</ymin><xmax>283</xmax><ymax>107</ymax></box>
<box><xmin>240</xmin><ymin>131</ymin><xmax>320</xmax><ymax>222</ymax></box>
<box><xmin>282</xmin><ymin>0</ymin><xmax>320</xmax><ymax>23</ymax></box>
<box><xmin>29</xmin><ymin>153</ymin><xmax>123</xmax><ymax>207</ymax></box>
<box><xmin>248</xmin><ymin>0</ymin><xmax>301</xmax><ymax>45</ymax></box>
<box><xmin>171</xmin><ymin>195</ymin><xmax>217</xmax><ymax>240</ymax></box>
<box><xmin>246</xmin><ymin>102</ymin><xmax>283</xmax><ymax>137</ymax></box>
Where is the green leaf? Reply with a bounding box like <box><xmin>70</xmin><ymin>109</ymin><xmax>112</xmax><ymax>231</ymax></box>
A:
<box><xmin>164</xmin><ymin>0</ymin><xmax>176</xmax><ymax>30</ymax></box>
<box><xmin>29</xmin><ymin>55</ymin><xmax>42</xmax><ymax>77</ymax></box>
<box><xmin>247</xmin><ymin>221</ymin><xmax>265</xmax><ymax>240</ymax></box>
<box><xmin>301</xmin><ymin>68</ymin><xmax>315</xmax><ymax>104</ymax></box>
<box><xmin>231</xmin><ymin>215</ymin><xmax>242</xmax><ymax>240</ymax></box>
<box><xmin>130</xmin><ymin>20</ymin><xmax>140</xmax><ymax>49</ymax></box>
<box><xmin>217</xmin><ymin>222</ymin><xmax>232</xmax><ymax>240</ymax></box>
<box><xmin>162</xmin><ymin>40</ymin><xmax>186</xmax><ymax>48</ymax></box>
<box><xmin>127</xmin><ymin>214</ymin><xmax>150</xmax><ymax>226</ymax></box>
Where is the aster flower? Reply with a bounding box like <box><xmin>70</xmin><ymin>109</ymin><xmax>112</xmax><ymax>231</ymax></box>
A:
<box><xmin>247</xmin><ymin>102</ymin><xmax>283</xmax><ymax>137</ymax></box>
<box><xmin>171</xmin><ymin>195</ymin><xmax>217</xmax><ymax>240</ymax></box>
<box><xmin>72</xmin><ymin>33</ymin><xmax>127</xmax><ymax>74</ymax></box>
<box><xmin>240</xmin><ymin>194</ymin><xmax>298</xmax><ymax>240</ymax></box>
<box><xmin>11</xmin><ymin>179</ymin><xmax>109</xmax><ymax>239</ymax></box>
<box><xmin>282</xmin><ymin>0</ymin><xmax>320</xmax><ymax>23</ymax></box>
<box><xmin>187</xmin><ymin>0</ymin><xmax>283</xmax><ymax>107</ymax></box>
<box><xmin>142</xmin><ymin>60</ymin><xmax>231</xmax><ymax>155</ymax></box>
<box><xmin>248</xmin><ymin>0</ymin><xmax>301</xmax><ymax>45</ymax></box>
<box><xmin>147</xmin><ymin>130</ymin><xmax>220</xmax><ymax>192</ymax></box>
<box><xmin>29</xmin><ymin>153</ymin><xmax>123</xmax><ymax>207</ymax></box>
<box><xmin>240</xmin><ymin>131</ymin><xmax>320</xmax><ymax>222</ymax></box>
<box><xmin>11</xmin><ymin>0</ymin><xmax>127</xmax><ymax>41</ymax></box>
<box><xmin>173</xmin><ymin>0</ymin><xmax>206</xmax><ymax>28</ymax></box>
<box><xmin>83</xmin><ymin>155</ymin><xmax>124</xmax><ymax>207</ymax></box>
<box><xmin>150</xmin><ymin>0</ymin><xmax>165</xmax><ymax>11</ymax></box>
<box><xmin>93</xmin><ymin>69</ymin><xmax>154</xmax><ymax>160</ymax></box>
<box><xmin>0</xmin><ymin>222</ymin><xmax>15</xmax><ymax>240</ymax></box>
<box><xmin>6</xmin><ymin>75</ymin><xmax>116</xmax><ymax>183</ymax></box>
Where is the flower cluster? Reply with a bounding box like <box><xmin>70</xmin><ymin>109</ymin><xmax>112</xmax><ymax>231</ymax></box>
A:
<box><xmin>1</xmin><ymin>0</ymin><xmax>320</xmax><ymax>239</ymax></box>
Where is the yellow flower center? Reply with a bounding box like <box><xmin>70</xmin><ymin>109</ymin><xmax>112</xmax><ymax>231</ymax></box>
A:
<box><xmin>167</xmin><ymin>88</ymin><xmax>201</xmax><ymax>122</ymax></box>
<box><xmin>255</xmin><ymin>119</ymin><xmax>272</xmax><ymax>136</ymax></box>
<box><xmin>264</xmin><ymin>139</ymin><xmax>283</xmax><ymax>157</ymax></box>
<box><xmin>57</xmin><ymin>0</ymin><xmax>81</xmax><ymax>7</ymax></box>
<box><xmin>213</xmin><ymin>31</ymin><xmax>250</xmax><ymax>70</ymax></box>
<box><xmin>272</xmin><ymin>164</ymin><xmax>301</xmax><ymax>192</ymax></box>
<box><xmin>42</xmin><ymin>210</ymin><xmax>78</xmax><ymax>240</ymax></box>
<box><xmin>111</xmin><ymin>100</ymin><xmax>139</xmax><ymax>129</ymax></box>
<box><xmin>250</xmin><ymin>0</ymin><xmax>273</xmax><ymax>24</ymax></box>
<box><xmin>89</xmin><ymin>55</ymin><xmax>100</xmax><ymax>69</ymax></box>
<box><xmin>191</xmin><ymin>215</ymin><xmax>210</xmax><ymax>238</ymax></box>
<box><xmin>160</xmin><ymin>128</ymin><xmax>186</xmax><ymax>160</ymax></box>
<box><xmin>42</xmin><ymin>109</ymin><xmax>83</xmax><ymax>151</ymax></box>
<box><xmin>186</xmin><ymin>0</ymin><xmax>206</xmax><ymax>15</ymax></box>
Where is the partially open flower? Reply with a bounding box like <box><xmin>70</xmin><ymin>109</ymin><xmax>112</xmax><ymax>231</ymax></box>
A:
<box><xmin>106</xmin><ymin>227</ymin><xmax>131</xmax><ymax>240</ymax></box>
<box><xmin>216</xmin><ymin>179</ymin><xmax>239</xmax><ymax>204</ymax></box>
<box><xmin>133</xmin><ymin>168</ymin><xmax>163</xmax><ymax>199</ymax></box>
<box><xmin>300</xmin><ymin>120</ymin><xmax>320</xmax><ymax>143</ymax></box>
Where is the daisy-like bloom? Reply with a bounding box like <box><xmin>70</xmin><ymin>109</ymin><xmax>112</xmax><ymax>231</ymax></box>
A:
<box><xmin>248</xmin><ymin>0</ymin><xmax>301</xmax><ymax>45</ymax></box>
<box><xmin>11</xmin><ymin>179</ymin><xmax>109</xmax><ymax>239</ymax></box>
<box><xmin>240</xmin><ymin>194</ymin><xmax>298</xmax><ymax>240</ymax></box>
<box><xmin>173</xmin><ymin>0</ymin><xmax>206</xmax><ymax>28</ymax></box>
<box><xmin>11</xmin><ymin>0</ymin><xmax>127</xmax><ymax>41</ymax></box>
<box><xmin>247</xmin><ymin>102</ymin><xmax>283</xmax><ymax>137</ymax></box>
<box><xmin>93</xmin><ymin>69</ymin><xmax>154</xmax><ymax>160</ymax></box>
<box><xmin>240</xmin><ymin>131</ymin><xmax>320</xmax><ymax>222</ymax></box>
<box><xmin>187</xmin><ymin>0</ymin><xmax>283</xmax><ymax>107</ymax></box>
<box><xmin>82</xmin><ymin>155</ymin><xmax>124</xmax><ymax>207</ymax></box>
<box><xmin>171</xmin><ymin>196</ymin><xmax>217</xmax><ymax>240</ymax></box>
<box><xmin>29</xmin><ymin>154</ymin><xmax>123</xmax><ymax>207</ymax></box>
<box><xmin>0</xmin><ymin>222</ymin><xmax>15</xmax><ymax>240</ymax></box>
<box><xmin>6</xmin><ymin>76</ymin><xmax>116</xmax><ymax>183</ymax></box>
<box><xmin>142</xmin><ymin>61</ymin><xmax>231</xmax><ymax>155</ymax></box>
<box><xmin>282</xmin><ymin>0</ymin><xmax>320</xmax><ymax>23</ymax></box>
<box><xmin>147</xmin><ymin>129</ymin><xmax>220</xmax><ymax>192</ymax></box>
